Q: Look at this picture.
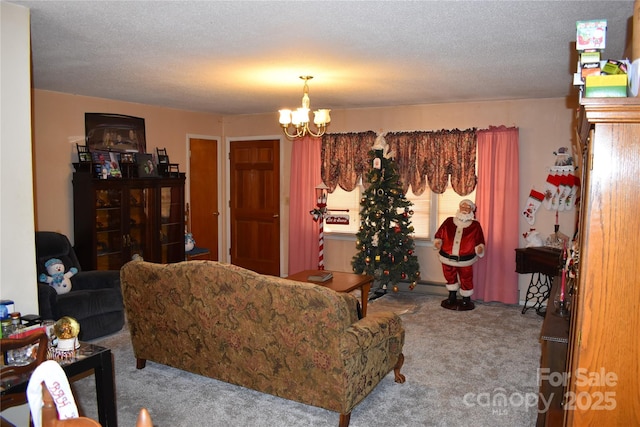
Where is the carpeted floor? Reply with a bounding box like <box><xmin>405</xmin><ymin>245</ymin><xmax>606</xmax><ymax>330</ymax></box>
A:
<box><xmin>73</xmin><ymin>292</ymin><xmax>543</xmax><ymax>426</ymax></box>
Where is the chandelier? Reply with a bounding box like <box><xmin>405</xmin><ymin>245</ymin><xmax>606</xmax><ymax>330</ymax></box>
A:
<box><xmin>278</xmin><ymin>76</ymin><xmax>331</xmax><ymax>139</ymax></box>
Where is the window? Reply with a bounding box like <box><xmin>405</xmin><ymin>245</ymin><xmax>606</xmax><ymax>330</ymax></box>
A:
<box><xmin>325</xmin><ymin>185</ymin><xmax>475</xmax><ymax>239</ymax></box>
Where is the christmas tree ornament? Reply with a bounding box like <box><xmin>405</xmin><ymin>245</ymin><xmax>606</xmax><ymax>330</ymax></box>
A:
<box><xmin>392</xmin><ymin>285</ymin><xmax>399</xmax><ymax>292</ymax></box>
<box><xmin>409</xmin><ymin>281</ymin><xmax>417</xmax><ymax>290</ymax></box>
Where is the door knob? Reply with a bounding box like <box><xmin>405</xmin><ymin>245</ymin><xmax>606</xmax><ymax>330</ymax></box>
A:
<box><xmin>273</xmin><ymin>214</ymin><xmax>279</xmax><ymax>218</ymax></box>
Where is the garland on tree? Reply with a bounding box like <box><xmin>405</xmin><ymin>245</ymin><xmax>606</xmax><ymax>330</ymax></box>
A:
<box><xmin>352</xmin><ymin>135</ymin><xmax>420</xmax><ymax>293</ymax></box>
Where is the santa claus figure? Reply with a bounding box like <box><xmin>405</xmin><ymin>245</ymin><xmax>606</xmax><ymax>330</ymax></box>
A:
<box><xmin>433</xmin><ymin>199</ymin><xmax>486</xmax><ymax>311</ymax></box>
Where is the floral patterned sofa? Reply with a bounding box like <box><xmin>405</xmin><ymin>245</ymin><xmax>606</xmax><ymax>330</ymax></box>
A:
<box><xmin>120</xmin><ymin>260</ymin><xmax>405</xmax><ymax>427</ymax></box>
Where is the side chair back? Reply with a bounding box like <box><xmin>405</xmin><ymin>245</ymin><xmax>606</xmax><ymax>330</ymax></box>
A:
<box><xmin>0</xmin><ymin>331</ymin><xmax>49</xmax><ymax>410</ymax></box>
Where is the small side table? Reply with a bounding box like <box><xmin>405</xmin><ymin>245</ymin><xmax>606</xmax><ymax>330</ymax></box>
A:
<box><xmin>515</xmin><ymin>247</ymin><xmax>562</xmax><ymax>315</ymax></box>
<box><xmin>186</xmin><ymin>246</ymin><xmax>211</xmax><ymax>261</ymax></box>
<box><xmin>286</xmin><ymin>270</ymin><xmax>373</xmax><ymax>317</ymax></box>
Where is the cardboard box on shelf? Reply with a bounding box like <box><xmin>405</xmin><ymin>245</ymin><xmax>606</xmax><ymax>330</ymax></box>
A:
<box><xmin>584</xmin><ymin>74</ymin><xmax>628</xmax><ymax>98</ymax></box>
<box><xmin>581</xmin><ymin>62</ymin><xmax>601</xmax><ymax>79</ymax></box>
<box><xmin>580</xmin><ymin>51</ymin><xmax>601</xmax><ymax>64</ymax></box>
<box><xmin>601</xmin><ymin>60</ymin><xmax>628</xmax><ymax>75</ymax></box>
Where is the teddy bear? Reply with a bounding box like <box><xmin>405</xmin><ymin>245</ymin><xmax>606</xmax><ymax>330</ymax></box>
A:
<box><xmin>39</xmin><ymin>258</ymin><xmax>77</xmax><ymax>295</ymax></box>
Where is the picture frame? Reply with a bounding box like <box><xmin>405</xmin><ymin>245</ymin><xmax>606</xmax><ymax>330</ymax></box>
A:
<box><xmin>76</xmin><ymin>144</ymin><xmax>92</xmax><ymax>163</ymax></box>
<box><xmin>120</xmin><ymin>153</ymin><xmax>135</xmax><ymax>164</ymax></box>
<box><xmin>85</xmin><ymin>113</ymin><xmax>146</xmax><ymax>153</ymax></box>
<box><xmin>119</xmin><ymin>153</ymin><xmax>136</xmax><ymax>178</ymax></box>
<box><xmin>136</xmin><ymin>153</ymin><xmax>158</xmax><ymax>177</ymax></box>
<box><xmin>92</xmin><ymin>150</ymin><xmax>122</xmax><ymax>179</ymax></box>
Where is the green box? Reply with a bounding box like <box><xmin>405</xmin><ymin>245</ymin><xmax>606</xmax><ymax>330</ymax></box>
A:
<box><xmin>584</xmin><ymin>74</ymin><xmax>627</xmax><ymax>97</ymax></box>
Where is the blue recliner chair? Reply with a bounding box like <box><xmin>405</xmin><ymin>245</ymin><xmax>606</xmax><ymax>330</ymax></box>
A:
<box><xmin>35</xmin><ymin>231</ymin><xmax>124</xmax><ymax>340</ymax></box>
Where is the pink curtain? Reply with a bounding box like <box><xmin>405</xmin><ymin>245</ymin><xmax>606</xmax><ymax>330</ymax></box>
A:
<box><xmin>288</xmin><ymin>135</ymin><xmax>322</xmax><ymax>274</ymax></box>
<box><xmin>473</xmin><ymin>126</ymin><xmax>520</xmax><ymax>304</ymax></box>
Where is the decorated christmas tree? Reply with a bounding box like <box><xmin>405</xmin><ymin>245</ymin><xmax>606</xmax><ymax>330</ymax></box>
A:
<box><xmin>352</xmin><ymin>135</ymin><xmax>420</xmax><ymax>295</ymax></box>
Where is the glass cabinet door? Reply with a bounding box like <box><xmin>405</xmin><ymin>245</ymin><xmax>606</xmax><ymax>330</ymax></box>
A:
<box><xmin>159</xmin><ymin>184</ymin><xmax>184</xmax><ymax>263</ymax></box>
<box><xmin>95</xmin><ymin>188</ymin><xmax>124</xmax><ymax>270</ymax></box>
<box><xmin>127</xmin><ymin>186</ymin><xmax>152</xmax><ymax>261</ymax></box>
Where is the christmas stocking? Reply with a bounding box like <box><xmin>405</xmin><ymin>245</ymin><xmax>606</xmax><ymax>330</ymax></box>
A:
<box><xmin>522</xmin><ymin>189</ymin><xmax>545</xmax><ymax>225</ymax></box>
<box><xmin>566</xmin><ymin>174</ymin><xmax>580</xmax><ymax>210</ymax></box>
<box><xmin>543</xmin><ymin>173</ymin><xmax>561</xmax><ymax>210</ymax></box>
<box><xmin>557</xmin><ymin>174</ymin><xmax>572</xmax><ymax>212</ymax></box>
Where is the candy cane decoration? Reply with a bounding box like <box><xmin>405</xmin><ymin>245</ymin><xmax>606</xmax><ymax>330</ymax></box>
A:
<box><xmin>311</xmin><ymin>184</ymin><xmax>329</xmax><ymax>270</ymax></box>
<box><xmin>318</xmin><ymin>216</ymin><xmax>325</xmax><ymax>270</ymax></box>
<box><xmin>310</xmin><ymin>207</ymin><xmax>325</xmax><ymax>270</ymax></box>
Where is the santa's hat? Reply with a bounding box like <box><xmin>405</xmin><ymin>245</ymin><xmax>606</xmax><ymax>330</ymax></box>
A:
<box><xmin>460</xmin><ymin>199</ymin><xmax>476</xmax><ymax>211</ymax></box>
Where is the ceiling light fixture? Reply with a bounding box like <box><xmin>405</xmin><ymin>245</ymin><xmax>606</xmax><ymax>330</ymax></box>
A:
<box><xmin>278</xmin><ymin>76</ymin><xmax>331</xmax><ymax>139</ymax></box>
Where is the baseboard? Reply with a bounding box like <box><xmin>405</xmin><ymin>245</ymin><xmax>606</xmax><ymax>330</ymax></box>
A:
<box><xmin>387</xmin><ymin>280</ymin><xmax>529</xmax><ymax>309</ymax></box>
<box><xmin>380</xmin><ymin>280</ymin><xmax>449</xmax><ymax>296</ymax></box>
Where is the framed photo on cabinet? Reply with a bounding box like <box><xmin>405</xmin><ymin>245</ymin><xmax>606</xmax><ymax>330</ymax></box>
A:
<box><xmin>136</xmin><ymin>153</ymin><xmax>158</xmax><ymax>177</ymax></box>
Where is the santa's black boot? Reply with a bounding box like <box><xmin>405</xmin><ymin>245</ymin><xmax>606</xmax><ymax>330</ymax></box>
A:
<box><xmin>458</xmin><ymin>296</ymin><xmax>475</xmax><ymax>311</ymax></box>
<box><xmin>441</xmin><ymin>291</ymin><xmax>459</xmax><ymax>310</ymax></box>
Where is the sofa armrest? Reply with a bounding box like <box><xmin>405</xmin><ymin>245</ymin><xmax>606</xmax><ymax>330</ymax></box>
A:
<box><xmin>37</xmin><ymin>282</ymin><xmax>57</xmax><ymax>320</ymax></box>
<box><xmin>340</xmin><ymin>311</ymin><xmax>403</xmax><ymax>356</ymax></box>
<box><xmin>71</xmin><ymin>270</ymin><xmax>121</xmax><ymax>291</ymax></box>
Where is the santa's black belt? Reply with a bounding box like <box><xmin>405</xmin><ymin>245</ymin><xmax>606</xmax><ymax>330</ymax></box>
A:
<box><xmin>439</xmin><ymin>250</ymin><xmax>475</xmax><ymax>262</ymax></box>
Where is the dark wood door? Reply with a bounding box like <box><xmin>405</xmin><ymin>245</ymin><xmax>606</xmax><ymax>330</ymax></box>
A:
<box><xmin>189</xmin><ymin>138</ymin><xmax>219</xmax><ymax>260</ymax></box>
<box><xmin>229</xmin><ymin>139</ymin><xmax>280</xmax><ymax>275</ymax></box>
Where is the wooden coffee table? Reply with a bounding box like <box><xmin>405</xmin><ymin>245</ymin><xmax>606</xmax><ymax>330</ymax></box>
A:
<box><xmin>287</xmin><ymin>270</ymin><xmax>373</xmax><ymax>317</ymax></box>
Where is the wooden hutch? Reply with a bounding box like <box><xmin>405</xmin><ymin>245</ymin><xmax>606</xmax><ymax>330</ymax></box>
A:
<box><xmin>561</xmin><ymin>98</ymin><xmax>640</xmax><ymax>425</ymax></box>
<box><xmin>73</xmin><ymin>171</ymin><xmax>185</xmax><ymax>270</ymax></box>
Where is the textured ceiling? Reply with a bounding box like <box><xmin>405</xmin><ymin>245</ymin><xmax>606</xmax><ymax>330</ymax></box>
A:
<box><xmin>10</xmin><ymin>0</ymin><xmax>635</xmax><ymax>115</ymax></box>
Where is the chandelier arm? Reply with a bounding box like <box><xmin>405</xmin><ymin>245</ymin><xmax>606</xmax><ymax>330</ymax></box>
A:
<box><xmin>282</xmin><ymin>125</ymin><xmax>303</xmax><ymax>139</ymax></box>
<box><xmin>305</xmin><ymin>123</ymin><xmax>327</xmax><ymax>138</ymax></box>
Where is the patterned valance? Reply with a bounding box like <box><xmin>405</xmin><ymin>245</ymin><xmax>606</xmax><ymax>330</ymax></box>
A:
<box><xmin>320</xmin><ymin>131</ymin><xmax>376</xmax><ymax>192</ymax></box>
<box><xmin>321</xmin><ymin>128</ymin><xmax>477</xmax><ymax>196</ymax></box>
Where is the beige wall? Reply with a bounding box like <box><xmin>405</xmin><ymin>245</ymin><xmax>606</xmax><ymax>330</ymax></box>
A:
<box><xmin>223</xmin><ymin>98</ymin><xmax>580</xmax><ymax>302</ymax></box>
<box><xmin>32</xmin><ymin>90</ymin><xmax>223</xmax><ymax>240</ymax></box>
<box><xmin>33</xmin><ymin>89</ymin><xmax>579</xmax><ymax>303</ymax></box>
